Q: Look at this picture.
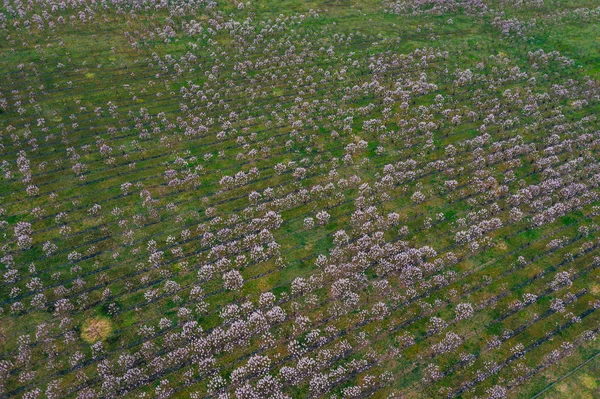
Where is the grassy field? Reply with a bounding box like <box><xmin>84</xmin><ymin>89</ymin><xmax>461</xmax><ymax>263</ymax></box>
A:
<box><xmin>1</xmin><ymin>0</ymin><xmax>600</xmax><ymax>398</ymax></box>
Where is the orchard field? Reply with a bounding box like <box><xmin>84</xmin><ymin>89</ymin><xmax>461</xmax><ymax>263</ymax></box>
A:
<box><xmin>1</xmin><ymin>0</ymin><xmax>600</xmax><ymax>398</ymax></box>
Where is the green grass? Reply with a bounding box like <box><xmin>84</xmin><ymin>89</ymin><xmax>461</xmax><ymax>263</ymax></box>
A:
<box><xmin>1</xmin><ymin>0</ymin><xmax>600</xmax><ymax>398</ymax></box>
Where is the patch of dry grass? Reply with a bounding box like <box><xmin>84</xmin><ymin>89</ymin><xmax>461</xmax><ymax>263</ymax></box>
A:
<box><xmin>81</xmin><ymin>318</ymin><xmax>112</xmax><ymax>343</ymax></box>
